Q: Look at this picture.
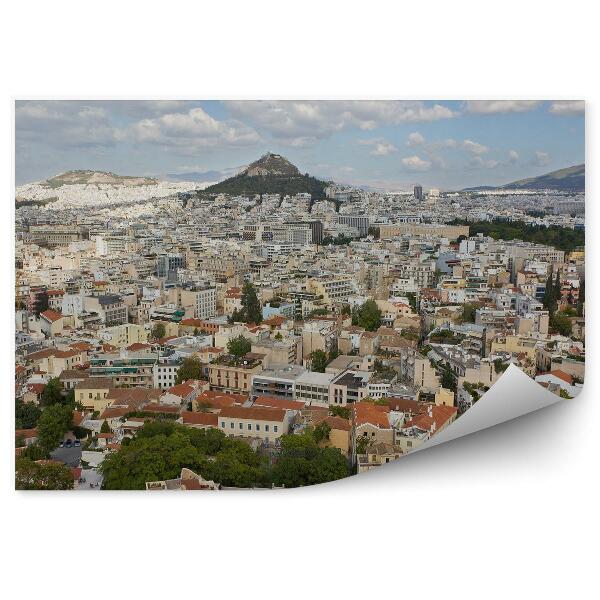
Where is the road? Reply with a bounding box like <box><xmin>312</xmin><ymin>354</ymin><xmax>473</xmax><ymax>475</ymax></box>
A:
<box><xmin>50</xmin><ymin>445</ymin><xmax>82</xmax><ymax>467</ymax></box>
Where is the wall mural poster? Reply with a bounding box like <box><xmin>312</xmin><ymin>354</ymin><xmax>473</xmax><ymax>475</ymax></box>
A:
<box><xmin>14</xmin><ymin>100</ymin><xmax>584</xmax><ymax>490</ymax></box>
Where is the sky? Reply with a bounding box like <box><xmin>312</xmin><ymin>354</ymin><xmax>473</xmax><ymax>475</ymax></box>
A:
<box><xmin>15</xmin><ymin>100</ymin><xmax>585</xmax><ymax>190</ymax></box>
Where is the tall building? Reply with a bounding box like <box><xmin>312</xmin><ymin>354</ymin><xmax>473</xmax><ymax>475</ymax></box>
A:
<box><xmin>414</xmin><ymin>184</ymin><xmax>423</xmax><ymax>201</ymax></box>
<box><xmin>337</xmin><ymin>215</ymin><xmax>370</xmax><ymax>237</ymax></box>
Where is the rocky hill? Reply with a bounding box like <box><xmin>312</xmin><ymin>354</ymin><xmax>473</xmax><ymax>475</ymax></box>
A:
<box><xmin>42</xmin><ymin>170</ymin><xmax>159</xmax><ymax>188</ymax></box>
<box><xmin>204</xmin><ymin>153</ymin><xmax>329</xmax><ymax>197</ymax></box>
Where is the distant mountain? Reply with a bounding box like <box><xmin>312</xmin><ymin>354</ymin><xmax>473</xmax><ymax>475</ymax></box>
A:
<box><xmin>41</xmin><ymin>170</ymin><xmax>159</xmax><ymax>188</ymax></box>
<box><xmin>204</xmin><ymin>153</ymin><xmax>330</xmax><ymax>197</ymax></box>
<box><xmin>501</xmin><ymin>164</ymin><xmax>584</xmax><ymax>192</ymax></box>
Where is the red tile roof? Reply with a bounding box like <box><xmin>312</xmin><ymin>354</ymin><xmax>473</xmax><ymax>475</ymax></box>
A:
<box><xmin>219</xmin><ymin>405</ymin><xmax>287</xmax><ymax>423</ymax></box>
<box><xmin>352</xmin><ymin>402</ymin><xmax>391</xmax><ymax>429</ymax></box>
<box><xmin>548</xmin><ymin>369</ymin><xmax>574</xmax><ymax>385</ymax></box>
<box><xmin>40</xmin><ymin>309</ymin><xmax>63</xmax><ymax>322</ymax></box>
<box><xmin>180</xmin><ymin>411</ymin><xmax>219</xmax><ymax>427</ymax></box>
<box><xmin>253</xmin><ymin>395</ymin><xmax>304</xmax><ymax>411</ymax></box>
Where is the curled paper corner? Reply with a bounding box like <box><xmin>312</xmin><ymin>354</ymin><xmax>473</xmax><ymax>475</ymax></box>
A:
<box><xmin>413</xmin><ymin>365</ymin><xmax>567</xmax><ymax>454</ymax></box>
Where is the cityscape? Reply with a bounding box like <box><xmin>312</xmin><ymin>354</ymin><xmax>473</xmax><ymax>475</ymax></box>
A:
<box><xmin>14</xmin><ymin>100</ymin><xmax>585</xmax><ymax>490</ymax></box>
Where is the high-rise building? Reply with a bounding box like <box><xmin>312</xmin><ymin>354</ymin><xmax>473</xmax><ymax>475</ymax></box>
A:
<box><xmin>414</xmin><ymin>184</ymin><xmax>423</xmax><ymax>201</ymax></box>
<box><xmin>336</xmin><ymin>215</ymin><xmax>370</xmax><ymax>237</ymax></box>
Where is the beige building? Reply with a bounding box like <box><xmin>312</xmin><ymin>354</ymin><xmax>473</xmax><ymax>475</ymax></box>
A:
<box><xmin>218</xmin><ymin>406</ymin><xmax>292</xmax><ymax>443</ymax></box>
<box><xmin>379</xmin><ymin>223</ymin><xmax>469</xmax><ymax>241</ymax></box>
<box><xmin>99</xmin><ymin>323</ymin><xmax>148</xmax><ymax>348</ymax></box>
<box><xmin>74</xmin><ymin>378</ymin><xmax>112</xmax><ymax>412</ymax></box>
<box><xmin>208</xmin><ymin>357</ymin><xmax>263</xmax><ymax>393</ymax></box>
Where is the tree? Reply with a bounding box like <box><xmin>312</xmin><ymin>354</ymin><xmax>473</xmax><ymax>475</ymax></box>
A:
<box><xmin>577</xmin><ymin>280</ymin><xmax>585</xmax><ymax>317</ymax></box>
<box><xmin>459</xmin><ymin>303</ymin><xmax>478</xmax><ymax>323</ymax></box>
<box><xmin>151</xmin><ymin>322</ymin><xmax>166</xmax><ymax>340</ymax></box>
<box><xmin>100</xmin><ymin>420</ymin><xmax>111</xmax><ymax>433</ymax></box>
<box><xmin>551</xmin><ymin>312</ymin><xmax>573</xmax><ymax>336</ymax></box>
<box><xmin>313</xmin><ymin>422</ymin><xmax>331</xmax><ymax>444</ymax></box>
<box><xmin>543</xmin><ymin>271</ymin><xmax>558</xmax><ymax>316</ymax></box>
<box><xmin>175</xmin><ymin>356</ymin><xmax>203</xmax><ymax>384</ymax></box>
<box><xmin>227</xmin><ymin>335</ymin><xmax>252</xmax><ymax>358</ymax></box>
<box><xmin>440</xmin><ymin>366</ymin><xmax>456</xmax><ymax>391</ymax></box>
<box><xmin>40</xmin><ymin>377</ymin><xmax>63</xmax><ymax>407</ymax></box>
<box><xmin>37</xmin><ymin>403</ymin><xmax>73</xmax><ymax>452</ymax></box>
<box><xmin>329</xmin><ymin>405</ymin><xmax>351</xmax><ymax>419</ymax></box>
<box><xmin>15</xmin><ymin>399</ymin><xmax>42</xmax><ymax>429</ymax></box>
<box><xmin>406</xmin><ymin>292</ymin><xmax>418</xmax><ymax>312</ymax></box>
<box><xmin>355</xmin><ymin>434</ymin><xmax>372</xmax><ymax>454</ymax></box>
<box><xmin>240</xmin><ymin>282</ymin><xmax>262</xmax><ymax>324</ymax></box>
<box><xmin>354</xmin><ymin>299</ymin><xmax>382</xmax><ymax>331</ymax></box>
<box><xmin>309</xmin><ymin>350</ymin><xmax>328</xmax><ymax>373</ymax></box>
<box><xmin>32</xmin><ymin>291</ymin><xmax>49</xmax><ymax>316</ymax></box>
<box><xmin>15</xmin><ymin>457</ymin><xmax>74</xmax><ymax>490</ymax></box>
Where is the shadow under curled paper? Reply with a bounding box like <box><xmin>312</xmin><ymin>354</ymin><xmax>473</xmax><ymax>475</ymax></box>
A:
<box><xmin>415</xmin><ymin>365</ymin><xmax>566</xmax><ymax>454</ymax></box>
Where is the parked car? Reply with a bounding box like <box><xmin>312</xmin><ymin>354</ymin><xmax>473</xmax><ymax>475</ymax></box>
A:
<box><xmin>74</xmin><ymin>439</ymin><xmax>80</xmax><ymax>447</ymax></box>
<box><xmin>65</xmin><ymin>439</ymin><xmax>73</xmax><ymax>448</ymax></box>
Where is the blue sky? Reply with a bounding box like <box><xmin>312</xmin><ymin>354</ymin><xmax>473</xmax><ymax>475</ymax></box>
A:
<box><xmin>15</xmin><ymin>100</ymin><xmax>584</xmax><ymax>189</ymax></box>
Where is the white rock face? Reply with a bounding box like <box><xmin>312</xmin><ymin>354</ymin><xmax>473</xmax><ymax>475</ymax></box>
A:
<box><xmin>16</xmin><ymin>177</ymin><xmax>204</xmax><ymax>209</ymax></box>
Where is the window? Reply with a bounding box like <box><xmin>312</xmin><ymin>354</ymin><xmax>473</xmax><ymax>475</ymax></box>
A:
<box><xmin>265</xmin><ymin>425</ymin><xmax>270</xmax><ymax>432</ymax></box>
<box><xmin>274</xmin><ymin>425</ymin><xmax>278</xmax><ymax>433</ymax></box>
<box><xmin>256</xmin><ymin>424</ymin><xmax>260</xmax><ymax>431</ymax></box>
<box><xmin>247</xmin><ymin>423</ymin><xmax>252</xmax><ymax>430</ymax></box>
<box><xmin>230</xmin><ymin>422</ymin><xmax>234</xmax><ymax>429</ymax></box>
<box><xmin>239</xmin><ymin>423</ymin><xmax>243</xmax><ymax>429</ymax></box>
<box><xmin>221</xmin><ymin>421</ymin><xmax>225</xmax><ymax>428</ymax></box>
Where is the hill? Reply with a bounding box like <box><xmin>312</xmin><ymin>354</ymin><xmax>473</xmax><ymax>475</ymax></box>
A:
<box><xmin>42</xmin><ymin>170</ymin><xmax>159</xmax><ymax>188</ymax></box>
<box><xmin>204</xmin><ymin>153</ymin><xmax>329</xmax><ymax>197</ymax></box>
<box><xmin>501</xmin><ymin>164</ymin><xmax>585</xmax><ymax>192</ymax></box>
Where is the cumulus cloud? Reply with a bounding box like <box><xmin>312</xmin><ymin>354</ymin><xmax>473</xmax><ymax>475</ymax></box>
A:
<box><xmin>508</xmin><ymin>149</ymin><xmax>519</xmax><ymax>164</ymax></box>
<box><xmin>465</xmin><ymin>100</ymin><xmax>542</xmax><ymax>114</ymax></box>
<box><xmin>407</xmin><ymin>132</ymin><xmax>425</xmax><ymax>147</ymax></box>
<box><xmin>16</xmin><ymin>101</ymin><xmax>125</xmax><ymax>148</ymax></box>
<box><xmin>128</xmin><ymin>107</ymin><xmax>260</xmax><ymax>152</ymax></box>
<box><xmin>359</xmin><ymin>138</ymin><xmax>398</xmax><ymax>156</ymax></box>
<box><xmin>549</xmin><ymin>100</ymin><xmax>585</xmax><ymax>116</ymax></box>
<box><xmin>463</xmin><ymin>139</ymin><xmax>489</xmax><ymax>155</ymax></box>
<box><xmin>534</xmin><ymin>151</ymin><xmax>551</xmax><ymax>167</ymax></box>
<box><xmin>225</xmin><ymin>100</ymin><xmax>456</xmax><ymax>146</ymax></box>
<box><xmin>401</xmin><ymin>155</ymin><xmax>432</xmax><ymax>171</ymax></box>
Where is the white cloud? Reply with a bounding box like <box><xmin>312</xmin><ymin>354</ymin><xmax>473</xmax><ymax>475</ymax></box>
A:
<box><xmin>465</xmin><ymin>100</ymin><xmax>542</xmax><ymax>114</ymax></box>
<box><xmin>359</xmin><ymin>138</ymin><xmax>398</xmax><ymax>156</ymax></box>
<box><xmin>407</xmin><ymin>132</ymin><xmax>425</xmax><ymax>147</ymax></box>
<box><xmin>508</xmin><ymin>149</ymin><xmax>519</xmax><ymax>164</ymax></box>
<box><xmin>534</xmin><ymin>151</ymin><xmax>551</xmax><ymax>167</ymax></box>
<box><xmin>225</xmin><ymin>100</ymin><xmax>456</xmax><ymax>146</ymax></box>
<box><xmin>128</xmin><ymin>107</ymin><xmax>260</xmax><ymax>152</ymax></box>
<box><xmin>549</xmin><ymin>100</ymin><xmax>585</xmax><ymax>116</ymax></box>
<box><xmin>467</xmin><ymin>156</ymin><xmax>499</xmax><ymax>169</ymax></box>
<box><xmin>463</xmin><ymin>139</ymin><xmax>489</xmax><ymax>155</ymax></box>
<box><xmin>401</xmin><ymin>155</ymin><xmax>432</xmax><ymax>171</ymax></box>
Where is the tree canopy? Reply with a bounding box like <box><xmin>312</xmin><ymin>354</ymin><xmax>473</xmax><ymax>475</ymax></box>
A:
<box><xmin>37</xmin><ymin>403</ymin><xmax>73</xmax><ymax>452</ymax></box>
<box><xmin>151</xmin><ymin>322</ymin><xmax>166</xmax><ymax>339</ymax></box>
<box><xmin>352</xmin><ymin>299</ymin><xmax>382</xmax><ymax>331</ymax></box>
<box><xmin>40</xmin><ymin>377</ymin><xmax>64</xmax><ymax>407</ymax></box>
<box><xmin>15</xmin><ymin>457</ymin><xmax>74</xmax><ymax>490</ymax></box>
<box><xmin>227</xmin><ymin>334</ymin><xmax>252</xmax><ymax>358</ymax></box>
<box><xmin>309</xmin><ymin>349</ymin><xmax>328</xmax><ymax>373</ymax></box>
<box><xmin>15</xmin><ymin>399</ymin><xmax>42</xmax><ymax>429</ymax></box>
<box><xmin>175</xmin><ymin>356</ymin><xmax>203</xmax><ymax>384</ymax></box>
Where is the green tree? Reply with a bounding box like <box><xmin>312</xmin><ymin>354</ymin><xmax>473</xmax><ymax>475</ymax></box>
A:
<box><xmin>309</xmin><ymin>350</ymin><xmax>328</xmax><ymax>373</ymax></box>
<box><xmin>551</xmin><ymin>312</ymin><xmax>573</xmax><ymax>336</ymax></box>
<box><xmin>40</xmin><ymin>378</ymin><xmax>63</xmax><ymax>407</ymax></box>
<box><xmin>406</xmin><ymin>292</ymin><xmax>418</xmax><ymax>312</ymax></box>
<box><xmin>15</xmin><ymin>399</ymin><xmax>42</xmax><ymax>429</ymax></box>
<box><xmin>15</xmin><ymin>457</ymin><xmax>74</xmax><ymax>490</ymax></box>
<box><xmin>329</xmin><ymin>405</ymin><xmax>351</xmax><ymax>419</ymax></box>
<box><xmin>577</xmin><ymin>280</ymin><xmax>585</xmax><ymax>317</ymax></box>
<box><xmin>240</xmin><ymin>281</ymin><xmax>262</xmax><ymax>324</ymax></box>
<box><xmin>175</xmin><ymin>356</ymin><xmax>203</xmax><ymax>384</ymax></box>
<box><xmin>151</xmin><ymin>322</ymin><xmax>166</xmax><ymax>339</ymax></box>
<box><xmin>37</xmin><ymin>403</ymin><xmax>73</xmax><ymax>452</ymax></box>
<box><xmin>440</xmin><ymin>366</ymin><xmax>456</xmax><ymax>391</ymax></box>
<box><xmin>227</xmin><ymin>334</ymin><xmax>252</xmax><ymax>358</ymax></box>
<box><xmin>100</xmin><ymin>420</ymin><xmax>111</xmax><ymax>434</ymax></box>
<box><xmin>313</xmin><ymin>422</ymin><xmax>331</xmax><ymax>444</ymax></box>
<box><xmin>354</xmin><ymin>299</ymin><xmax>382</xmax><ymax>331</ymax></box>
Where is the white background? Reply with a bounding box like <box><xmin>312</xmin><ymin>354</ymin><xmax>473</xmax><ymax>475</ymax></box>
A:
<box><xmin>0</xmin><ymin>2</ymin><xmax>598</xmax><ymax>598</ymax></box>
